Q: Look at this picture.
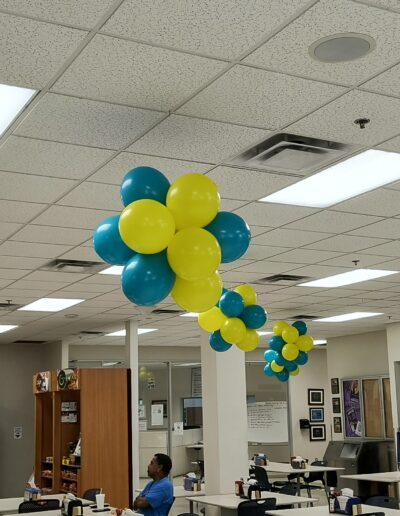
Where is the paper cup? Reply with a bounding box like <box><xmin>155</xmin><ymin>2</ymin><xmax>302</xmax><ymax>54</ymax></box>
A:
<box><xmin>96</xmin><ymin>494</ymin><xmax>105</xmax><ymax>510</ymax></box>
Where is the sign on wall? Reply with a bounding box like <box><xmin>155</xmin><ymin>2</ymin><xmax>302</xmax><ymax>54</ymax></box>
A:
<box><xmin>247</xmin><ymin>401</ymin><xmax>288</xmax><ymax>443</ymax></box>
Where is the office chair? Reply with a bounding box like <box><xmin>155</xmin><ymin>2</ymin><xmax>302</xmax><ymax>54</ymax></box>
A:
<box><xmin>166</xmin><ymin>496</ymin><xmax>176</xmax><ymax>516</ymax></box>
<box><xmin>18</xmin><ymin>500</ymin><xmax>61</xmax><ymax>513</ymax></box>
<box><xmin>82</xmin><ymin>488</ymin><xmax>101</xmax><ymax>502</ymax></box>
<box><xmin>237</xmin><ymin>498</ymin><xmax>276</xmax><ymax>516</ymax></box>
<box><xmin>249</xmin><ymin>465</ymin><xmax>276</xmax><ymax>491</ymax></box>
<box><xmin>365</xmin><ymin>496</ymin><xmax>399</xmax><ymax>509</ymax></box>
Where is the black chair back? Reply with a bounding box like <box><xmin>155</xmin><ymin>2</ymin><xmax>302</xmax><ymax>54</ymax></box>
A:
<box><xmin>279</xmin><ymin>483</ymin><xmax>298</xmax><ymax>496</ymax></box>
<box><xmin>166</xmin><ymin>496</ymin><xmax>176</xmax><ymax>515</ymax></box>
<box><xmin>305</xmin><ymin>460</ymin><xmax>326</xmax><ymax>484</ymax></box>
<box><xmin>250</xmin><ymin>465</ymin><xmax>273</xmax><ymax>490</ymax></box>
<box><xmin>238</xmin><ymin>498</ymin><xmax>276</xmax><ymax>516</ymax></box>
<box><xmin>365</xmin><ymin>496</ymin><xmax>399</xmax><ymax>509</ymax></box>
<box><xmin>82</xmin><ymin>488</ymin><xmax>101</xmax><ymax>502</ymax></box>
<box><xmin>19</xmin><ymin>500</ymin><xmax>61</xmax><ymax>513</ymax></box>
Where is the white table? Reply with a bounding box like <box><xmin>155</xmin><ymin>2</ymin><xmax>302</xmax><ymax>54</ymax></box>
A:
<box><xmin>341</xmin><ymin>471</ymin><xmax>400</xmax><ymax>498</ymax></box>
<box><xmin>136</xmin><ymin>485</ymin><xmax>205</xmax><ymax>498</ymax></box>
<box><xmin>2</xmin><ymin>506</ymin><xmax>113</xmax><ymax>516</ymax></box>
<box><xmin>0</xmin><ymin>495</ymin><xmax>91</xmax><ymax>515</ymax></box>
<box><xmin>266</xmin><ymin>504</ymin><xmax>400</xmax><ymax>516</ymax></box>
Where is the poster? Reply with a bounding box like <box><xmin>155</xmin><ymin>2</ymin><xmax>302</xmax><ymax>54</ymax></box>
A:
<box><xmin>191</xmin><ymin>368</ymin><xmax>202</xmax><ymax>397</ymax></box>
<box><xmin>151</xmin><ymin>404</ymin><xmax>164</xmax><ymax>426</ymax></box>
<box><xmin>343</xmin><ymin>379</ymin><xmax>362</xmax><ymax>437</ymax></box>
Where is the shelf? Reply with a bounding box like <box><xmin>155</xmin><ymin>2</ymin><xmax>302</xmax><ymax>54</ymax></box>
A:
<box><xmin>41</xmin><ymin>461</ymin><xmax>54</xmax><ymax>465</ymax></box>
<box><xmin>61</xmin><ymin>476</ymin><xmax>77</xmax><ymax>481</ymax></box>
<box><xmin>61</xmin><ymin>464</ymin><xmax>81</xmax><ymax>469</ymax></box>
<box><xmin>41</xmin><ymin>475</ymin><xmax>53</xmax><ymax>479</ymax></box>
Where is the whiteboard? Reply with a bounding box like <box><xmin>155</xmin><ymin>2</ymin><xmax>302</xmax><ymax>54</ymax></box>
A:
<box><xmin>247</xmin><ymin>401</ymin><xmax>288</xmax><ymax>443</ymax></box>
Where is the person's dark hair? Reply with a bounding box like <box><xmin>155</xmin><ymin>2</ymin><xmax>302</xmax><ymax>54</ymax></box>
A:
<box><xmin>154</xmin><ymin>453</ymin><xmax>172</xmax><ymax>475</ymax></box>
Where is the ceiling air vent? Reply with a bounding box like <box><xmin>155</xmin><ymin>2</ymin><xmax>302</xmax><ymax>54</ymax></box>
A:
<box><xmin>42</xmin><ymin>259</ymin><xmax>104</xmax><ymax>273</ymax></box>
<box><xmin>13</xmin><ymin>339</ymin><xmax>46</xmax><ymax>344</ymax></box>
<box><xmin>152</xmin><ymin>309</ymin><xmax>184</xmax><ymax>315</ymax></box>
<box><xmin>290</xmin><ymin>314</ymin><xmax>318</xmax><ymax>320</ymax></box>
<box><xmin>229</xmin><ymin>133</ymin><xmax>350</xmax><ymax>175</ymax></box>
<box><xmin>0</xmin><ymin>301</ymin><xmax>21</xmax><ymax>311</ymax></box>
<box><xmin>79</xmin><ymin>330</ymin><xmax>105</xmax><ymax>336</ymax></box>
<box><xmin>257</xmin><ymin>274</ymin><xmax>311</xmax><ymax>284</ymax></box>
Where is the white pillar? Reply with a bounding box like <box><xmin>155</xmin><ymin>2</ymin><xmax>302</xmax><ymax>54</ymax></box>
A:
<box><xmin>200</xmin><ymin>332</ymin><xmax>248</xmax><ymax>495</ymax></box>
<box><xmin>126</xmin><ymin>319</ymin><xmax>139</xmax><ymax>500</ymax></box>
<box><xmin>61</xmin><ymin>340</ymin><xmax>69</xmax><ymax>369</ymax></box>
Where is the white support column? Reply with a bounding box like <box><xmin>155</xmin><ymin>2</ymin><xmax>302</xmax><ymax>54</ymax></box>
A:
<box><xmin>61</xmin><ymin>340</ymin><xmax>69</xmax><ymax>369</ymax></box>
<box><xmin>126</xmin><ymin>319</ymin><xmax>139</xmax><ymax>501</ymax></box>
<box><xmin>200</xmin><ymin>332</ymin><xmax>248</xmax><ymax>496</ymax></box>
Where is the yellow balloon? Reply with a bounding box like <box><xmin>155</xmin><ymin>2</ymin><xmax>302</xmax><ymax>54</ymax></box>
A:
<box><xmin>237</xmin><ymin>329</ymin><xmax>260</xmax><ymax>352</ymax></box>
<box><xmin>271</xmin><ymin>361</ymin><xmax>284</xmax><ymax>373</ymax></box>
<box><xmin>198</xmin><ymin>306</ymin><xmax>227</xmax><ymax>333</ymax></box>
<box><xmin>282</xmin><ymin>326</ymin><xmax>299</xmax><ymax>344</ymax></box>
<box><xmin>297</xmin><ymin>335</ymin><xmax>314</xmax><ymax>352</ymax></box>
<box><xmin>290</xmin><ymin>367</ymin><xmax>300</xmax><ymax>376</ymax></box>
<box><xmin>119</xmin><ymin>199</ymin><xmax>175</xmax><ymax>254</ymax></box>
<box><xmin>220</xmin><ymin>317</ymin><xmax>246</xmax><ymax>345</ymax></box>
<box><xmin>273</xmin><ymin>320</ymin><xmax>290</xmax><ymax>336</ymax></box>
<box><xmin>167</xmin><ymin>174</ymin><xmax>220</xmax><ymax>230</ymax></box>
<box><xmin>139</xmin><ymin>371</ymin><xmax>147</xmax><ymax>381</ymax></box>
<box><xmin>282</xmin><ymin>343</ymin><xmax>299</xmax><ymax>361</ymax></box>
<box><xmin>234</xmin><ymin>284</ymin><xmax>257</xmax><ymax>307</ymax></box>
<box><xmin>172</xmin><ymin>271</ymin><xmax>222</xmax><ymax>313</ymax></box>
<box><xmin>167</xmin><ymin>228</ymin><xmax>221</xmax><ymax>281</ymax></box>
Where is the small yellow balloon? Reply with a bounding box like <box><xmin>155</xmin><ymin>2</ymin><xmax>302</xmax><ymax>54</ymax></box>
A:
<box><xmin>167</xmin><ymin>228</ymin><xmax>221</xmax><ymax>281</ymax></box>
<box><xmin>237</xmin><ymin>329</ymin><xmax>260</xmax><ymax>352</ymax></box>
<box><xmin>234</xmin><ymin>284</ymin><xmax>257</xmax><ymax>307</ymax></box>
<box><xmin>282</xmin><ymin>343</ymin><xmax>299</xmax><ymax>361</ymax></box>
<box><xmin>271</xmin><ymin>361</ymin><xmax>284</xmax><ymax>373</ymax></box>
<box><xmin>172</xmin><ymin>271</ymin><xmax>222</xmax><ymax>313</ymax></box>
<box><xmin>119</xmin><ymin>199</ymin><xmax>175</xmax><ymax>254</ymax></box>
<box><xmin>297</xmin><ymin>335</ymin><xmax>314</xmax><ymax>352</ymax></box>
<box><xmin>282</xmin><ymin>326</ymin><xmax>299</xmax><ymax>344</ymax></box>
<box><xmin>198</xmin><ymin>306</ymin><xmax>227</xmax><ymax>333</ymax></box>
<box><xmin>273</xmin><ymin>320</ymin><xmax>290</xmax><ymax>336</ymax></box>
<box><xmin>139</xmin><ymin>371</ymin><xmax>147</xmax><ymax>381</ymax></box>
<box><xmin>167</xmin><ymin>173</ymin><xmax>220</xmax><ymax>230</ymax></box>
<box><xmin>290</xmin><ymin>367</ymin><xmax>300</xmax><ymax>376</ymax></box>
<box><xmin>220</xmin><ymin>317</ymin><xmax>246</xmax><ymax>345</ymax></box>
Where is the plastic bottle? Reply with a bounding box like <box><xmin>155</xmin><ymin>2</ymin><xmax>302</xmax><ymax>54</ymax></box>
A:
<box><xmin>329</xmin><ymin>487</ymin><xmax>336</xmax><ymax>513</ymax></box>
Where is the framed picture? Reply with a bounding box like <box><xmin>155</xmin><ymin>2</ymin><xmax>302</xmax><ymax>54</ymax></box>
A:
<box><xmin>342</xmin><ymin>379</ymin><xmax>362</xmax><ymax>438</ymax></box>
<box><xmin>309</xmin><ymin>407</ymin><xmax>324</xmax><ymax>423</ymax></box>
<box><xmin>331</xmin><ymin>378</ymin><xmax>340</xmax><ymax>395</ymax></box>
<box><xmin>308</xmin><ymin>388</ymin><xmax>324</xmax><ymax>405</ymax></box>
<box><xmin>332</xmin><ymin>397</ymin><xmax>341</xmax><ymax>414</ymax></box>
<box><xmin>333</xmin><ymin>417</ymin><xmax>342</xmax><ymax>433</ymax></box>
<box><xmin>152</xmin><ymin>400</ymin><xmax>167</xmax><ymax>418</ymax></box>
<box><xmin>310</xmin><ymin>424</ymin><xmax>326</xmax><ymax>441</ymax></box>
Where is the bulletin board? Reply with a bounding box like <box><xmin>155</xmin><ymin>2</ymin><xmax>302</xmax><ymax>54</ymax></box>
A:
<box><xmin>247</xmin><ymin>401</ymin><xmax>288</xmax><ymax>443</ymax></box>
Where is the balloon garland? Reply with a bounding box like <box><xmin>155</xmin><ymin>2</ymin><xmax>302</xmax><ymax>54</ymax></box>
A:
<box><xmin>197</xmin><ymin>285</ymin><xmax>268</xmax><ymax>353</ymax></box>
<box><xmin>263</xmin><ymin>320</ymin><xmax>314</xmax><ymax>382</ymax></box>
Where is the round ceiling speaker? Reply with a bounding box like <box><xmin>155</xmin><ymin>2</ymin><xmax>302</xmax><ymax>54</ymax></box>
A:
<box><xmin>309</xmin><ymin>33</ymin><xmax>376</xmax><ymax>63</ymax></box>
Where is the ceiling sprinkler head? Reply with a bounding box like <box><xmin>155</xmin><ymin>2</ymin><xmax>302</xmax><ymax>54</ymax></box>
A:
<box><xmin>354</xmin><ymin>118</ymin><xmax>370</xmax><ymax>129</ymax></box>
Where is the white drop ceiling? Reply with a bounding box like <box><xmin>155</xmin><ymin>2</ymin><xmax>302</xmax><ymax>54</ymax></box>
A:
<box><xmin>2</xmin><ymin>0</ymin><xmax>400</xmax><ymax>349</ymax></box>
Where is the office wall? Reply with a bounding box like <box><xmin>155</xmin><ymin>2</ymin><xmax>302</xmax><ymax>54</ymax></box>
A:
<box><xmin>386</xmin><ymin>323</ymin><xmax>400</xmax><ymax>431</ymax></box>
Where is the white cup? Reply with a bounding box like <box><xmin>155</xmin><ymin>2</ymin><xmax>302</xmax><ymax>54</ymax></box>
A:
<box><xmin>96</xmin><ymin>494</ymin><xmax>105</xmax><ymax>510</ymax></box>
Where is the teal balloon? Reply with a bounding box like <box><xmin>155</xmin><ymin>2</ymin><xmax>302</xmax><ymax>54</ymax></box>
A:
<box><xmin>215</xmin><ymin>288</ymin><xmax>228</xmax><ymax>307</ymax></box>
<box><xmin>275</xmin><ymin>354</ymin><xmax>285</xmax><ymax>367</ymax></box>
<box><xmin>210</xmin><ymin>331</ymin><xmax>232</xmax><ymax>352</ymax></box>
<box><xmin>264</xmin><ymin>349</ymin><xmax>278</xmax><ymax>363</ymax></box>
<box><xmin>292</xmin><ymin>320</ymin><xmax>307</xmax><ymax>336</ymax></box>
<box><xmin>122</xmin><ymin>251</ymin><xmax>175</xmax><ymax>306</ymax></box>
<box><xmin>285</xmin><ymin>360</ymin><xmax>298</xmax><ymax>372</ymax></box>
<box><xmin>93</xmin><ymin>215</ymin><xmax>136</xmax><ymax>265</ymax></box>
<box><xmin>263</xmin><ymin>364</ymin><xmax>276</xmax><ymax>377</ymax></box>
<box><xmin>121</xmin><ymin>166</ymin><xmax>170</xmax><ymax>206</ymax></box>
<box><xmin>219</xmin><ymin>291</ymin><xmax>245</xmax><ymax>317</ymax></box>
<box><xmin>240</xmin><ymin>304</ymin><xmax>267</xmax><ymax>329</ymax></box>
<box><xmin>205</xmin><ymin>211</ymin><xmax>251</xmax><ymax>263</ymax></box>
<box><xmin>295</xmin><ymin>351</ymin><xmax>309</xmax><ymax>366</ymax></box>
<box><xmin>269</xmin><ymin>336</ymin><xmax>285</xmax><ymax>353</ymax></box>
<box><xmin>277</xmin><ymin>369</ymin><xmax>289</xmax><ymax>382</ymax></box>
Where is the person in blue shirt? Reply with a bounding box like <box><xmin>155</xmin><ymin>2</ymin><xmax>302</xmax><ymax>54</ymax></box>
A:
<box><xmin>133</xmin><ymin>454</ymin><xmax>174</xmax><ymax>516</ymax></box>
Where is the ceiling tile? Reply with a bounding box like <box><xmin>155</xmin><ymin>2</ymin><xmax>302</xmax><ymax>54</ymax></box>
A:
<box><xmin>244</xmin><ymin>245</ymin><xmax>289</xmax><ymax>260</ymax></box>
<box><xmin>354</xmin><ymin>0</ymin><xmax>400</xmax><ymax>13</ymax></box>
<box><xmin>362</xmin><ymin>240</ymin><xmax>400</xmax><ymax>257</ymax></box>
<box><xmin>252</xmin><ymin>228</ymin><xmax>332</xmax><ymax>247</ymax></box>
<box><xmin>348</xmin><ymin>218</ymin><xmax>400</xmax><ymax>239</ymax></box>
<box><xmin>23</xmin><ymin>270</ymin><xmax>90</xmax><ymax>282</ymax></box>
<box><xmin>0</xmin><ymin>171</ymin><xmax>76</xmax><ymax>203</ymax></box>
<box><xmin>362</xmin><ymin>62</ymin><xmax>400</xmax><ymax>97</ymax></box>
<box><xmin>89</xmin><ymin>152</ymin><xmax>213</xmax><ymax>185</ymax></box>
<box><xmin>15</xmin><ymin>93</ymin><xmax>164</xmax><ymax>150</ymax></box>
<box><xmin>0</xmin><ymin>199</ymin><xmax>46</xmax><ymax>223</ymax></box>
<box><xmin>52</xmin><ymin>34</ymin><xmax>226</xmax><ymax>111</ymax></box>
<box><xmin>287</xmin><ymin>90</ymin><xmax>400</xmax><ymax>146</ymax></box>
<box><xmin>32</xmin><ymin>205</ymin><xmax>117</xmax><ymax>230</ymax></box>
<box><xmin>305</xmin><ymin>234</ymin><xmax>390</xmax><ymax>252</ymax></box>
<box><xmin>378</xmin><ymin>136</ymin><xmax>400</xmax><ymax>153</ymax></box>
<box><xmin>234</xmin><ymin>203</ymin><xmax>318</xmax><ymax>227</ymax></box>
<box><xmin>284</xmin><ymin>210</ymin><xmax>383</xmax><ymax>233</ymax></box>
<box><xmin>244</xmin><ymin>0</ymin><xmax>400</xmax><ymax>86</ymax></box>
<box><xmin>59</xmin><ymin>245</ymin><xmax>100</xmax><ymax>262</ymax></box>
<box><xmin>129</xmin><ymin>115</ymin><xmax>269</xmax><ymax>163</ymax></box>
<box><xmin>0</xmin><ymin>255</ymin><xmax>48</xmax><ymax>269</ymax></box>
<box><xmin>0</xmin><ymin>0</ymin><xmax>116</xmax><ymax>28</ymax></box>
<box><xmin>286</xmin><ymin>264</ymin><xmax>351</xmax><ymax>277</ymax></box>
<box><xmin>321</xmin><ymin>253</ymin><xmax>394</xmax><ymax>267</ymax></box>
<box><xmin>0</xmin><ymin>12</ymin><xmax>87</xmax><ymax>88</ymax></box>
<box><xmin>0</xmin><ymin>269</ymin><xmax>30</xmax><ymax>280</ymax></box>
<box><xmin>178</xmin><ymin>65</ymin><xmax>346</xmax><ymax>128</ymax></box>
<box><xmin>57</xmin><ymin>183</ymin><xmax>121</xmax><ymax>210</ymax></box>
<box><xmin>267</xmin><ymin>248</ymin><xmax>343</xmax><ymax>264</ymax></box>
<box><xmin>0</xmin><ymin>136</ymin><xmax>114</xmax><ymax>179</ymax></box>
<box><xmin>234</xmin><ymin>261</ymin><xmax>304</xmax><ymax>275</ymax></box>
<box><xmin>102</xmin><ymin>0</ymin><xmax>311</xmax><ymax>60</ymax></box>
<box><xmin>0</xmin><ymin>241</ymin><xmax>71</xmax><ymax>258</ymax></box>
<box><xmin>220</xmin><ymin>199</ymin><xmax>248</xmax><ymax>211</ymax></box>
<box><xmin>0</xmin><ymin>221</ymin><xmax>22</xmax><ymax>239</ymax></box>
<box><xmin>11</xmin><ymin>225</ymin><xmax>92</xmax><ymax>245</ymax></box>
<box><xmin>10</xmin><ymin>279</ymin><xmax>69</xmax><ymax>291</ymax></box>
<box><xmin>332</xmin><ymin>187</ymin><xmax>400</xmax><ymax>217</ymax></box>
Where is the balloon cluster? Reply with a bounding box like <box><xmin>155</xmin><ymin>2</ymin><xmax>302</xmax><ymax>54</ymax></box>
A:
<box><xmin>263</xmin><ymin>320</ymin><xmax>314</xmax><ymax>382</ymax></box>
<box><xmin>198</xmin><ymin>284</ymin><xmax>267</xmax><ymax>353</ymax></box>
<box><xmin>93</xmin><ymin>167</ymin><xmax>251</xmax><ymax>311</ymax></box>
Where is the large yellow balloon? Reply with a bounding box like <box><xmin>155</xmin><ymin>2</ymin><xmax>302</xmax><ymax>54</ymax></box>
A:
<box><xmin>172</xmin><ymin>271</ymin><xmax>222</xmax><ymax>313</ymax></box>
<box><xmin>119</xmin><ymin>199</ymin><xmax>175</xmax><ymax>254</ymax></box>
<box><xmin>273</xmin><ymin>320</ymin><xmax>290</xmax><ymax>336</ymax></box>
<box><xmin>167</xmin><ymin>228</ymin><xmax>221</xmax><ymax>281</ymax></box>
<box><xmin>237</xmin><ymin>329</ymin><xmax>260</xmax><ymax>352</ymax></box>
<box><xmin>297</xmin><ymin>335</ymin><xmax>314</xmax><ymax>352</ymax></box>
<box><xmin>234</xmin><ymin>284</ymin><xmax>257</xmax><ymax>307</ymax></box>
<box><xmin>220</xmin><ymin>317</ymin><xmax>246</xmax><ymax>345</ymax></box>
<box><xmin>282</xmin><ymin>343</ymin><xmax>299</xmax><ymax>361</ymax></box>
<box><xmin>282</xmin><ymin>326</ymin><xmax>299</xmax><ymax>344</ymax></box>
<box><xmin>271</xmin><ymin>361</ymin><xmax>284</xmax><ymax>373</ymax></box>
<box><xmin>198</xmin><ymin>306</ymin><xmax>227</xmax><ymax>333</ymax></box>
<box><xmin>166</xmin><ymin>174</ymin><xmax>220</xmax><ymax>230</ymax></box>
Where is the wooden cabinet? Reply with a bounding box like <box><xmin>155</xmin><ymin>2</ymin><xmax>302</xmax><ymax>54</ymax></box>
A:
<box><xmin>33</xmin><ymin>369</ymin><xmax>132</xmax><ymax>508</ymax></box>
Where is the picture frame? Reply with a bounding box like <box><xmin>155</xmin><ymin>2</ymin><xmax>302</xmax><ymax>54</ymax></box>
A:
<box><xmin>309</xmin><ymin>407</ymin><xmax>324</xmax><ymax>423</ymax></box>
<box><xmin>331</xmin><ymin>378</ymin><xmax>340</xmax><ymax>395</ymax></box>
<box><xmin>333</xmin><ymin>417</ymin><xmax>342</xmax><ymax>433</ymax></box>
<box><xmin>310</xmin><ymin>424</ymin><xmax>326</xmax><ymax>441</ymax></box>
<box><xmin>308</xmin><ymin>388</ymin><xmax>324</xmax><ymax>405</ymax></box>
<box><xmin>152</xmin><ymin>399</ymin><xmax>167</xmax><ymax>418</ymax></box>
<box><xmin>332</xmin><ymin>397</ymin><xmax>341</xmax><ymax>414</ymax></box>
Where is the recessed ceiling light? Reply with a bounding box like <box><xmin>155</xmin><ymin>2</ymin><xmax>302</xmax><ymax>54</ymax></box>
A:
<box><xmin>258</xmin><ymin>331</ymin><xmax>273</xmax><ymax>336</ymax></box>
<box><xmin>0</xmin><ymin>83</ymin><xmax>37</xmax><ymax>136</ymax></box>
<box><xmin>314</xmin><ymin>339</ymin><xmax>327</xmax><ymax>345</ymax></box>
<box><xmin>105</xmin><ymin>328</ymin><xmax>158</xmax><ymax>337</ymax></box>
<box><xmin>0</xmin><ymin>324</ymin><xmax>18</xmax><ymax>334</ymax></box>
<box><xmin>19</xmin><ymin>298</ymin><xmax>84</xmax><ymax>312</ymax></box>
<box><xmin>309</xmin><ymin>33</ymin><xmax>375</xmax><ymax>63</ymax></box>
<box><xmin>99</xmin><ymin>266</ymin><xmax>123</xmax><ymax>275</ymax></box>
<box><xmin>300</xmin><ymin>269</ymin><xmax>398</xmax><ymax>288</ymax></box>
<box><xmin>315</xmin><ymin>312</ymin><xmax>383</xmax><ymax>322</ymax></box>
<box><xmin>259</xmin><ymin>150</ymin><xmax>400</xmax><ymax>208</ymax></box>
<box><xmin>180</xmin><ymin>312</ymin><xmax>199</xmax><ymax>317</ymax></box>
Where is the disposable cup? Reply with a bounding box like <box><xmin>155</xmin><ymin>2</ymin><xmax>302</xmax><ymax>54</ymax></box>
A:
<box><xmin>96</xmin><ymin>494</ymin><xmax>105</xmax><ymax>510</ymax></box>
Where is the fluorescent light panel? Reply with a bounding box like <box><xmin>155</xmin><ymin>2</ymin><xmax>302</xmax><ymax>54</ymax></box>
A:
<box><xmin>106</xmin><ymin>328</ymin><xmax>157</xmax><ymax>337</ymax></box>
<box><xmin>314</xmin><ymin>339</ymin><xmax>327</xmax><ymax>345</ymax></box>
<box><xmin>99</xmin><ymin>266</ymin><xmax>123</xmax><ymax>275</ymax></box>
<box><xmin>300</xmin><ymin>268</ymin><xmax>398</xmax><ymax>288</ymax></box>
<box><xmin>257</xmin><ymin>331</ymin><xmax>273</xmax><ymax>336</ymax></box>
<box><xmin>180</xmin><ymin>312</ymin><xmax>199</xmax><ymax>317</ymax></box>
<box><xmin>0</xmin><ymin>324</ymin><xmax>18</xmax><ymax>334</ymax></box>
<box><xmin>19</xmin><ymin>298</ymin><xmax>84</xmax><ymax>312</ymax></box>
<box><xmin>259</xmin><ymin>149</ymin><xmax>400</xmax><ymax>208</ymax></box>
<box><xmin>0</xmin><ymin>83</ymin><xmax>37</xmax><ymax>136</ymax></box>
<box><xmin>316</xmin><ymin>312</ymin><xmax>383</xmax><ymax>322</ymax></box>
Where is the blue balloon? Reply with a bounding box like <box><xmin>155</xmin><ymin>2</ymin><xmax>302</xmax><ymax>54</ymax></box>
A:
<box><xmin>240</xmin><ymin>305</ymin><xmax>267</xmax><ymax>329</ymax></box>
<box><xmin>122</xmin><ymin>251</ymin><xmax>175</xmax><ymax>306</ymax></box>
<box><xmin>219</xmin><ymin>291</ymin><xmax>245</xmax><ymax>317</ymax></box>
<box><xmin>263</xmin><ymin>364</ymin><xmax>276</xmax><ymax>377</ymax></box>
<box><xmin>205</xmin><ymin>211</ymin><xmax>251</xmax><ymax>263</ymax></box>
<box><xmin>120</xmin><ymin>166</ymin><xmax>170</xmax><ymax>206</ymax></box>
<box><xmin>292</xmin><ymin>320</ymin><xmax>307</xmax><ymax>336</ymax></box>
<box><xmin>215</xmin><ymin>288</ymin><xmax>228</xmax><ymax>307</ymax></box>
<box><xmin>93</xmin><ymin>215</ymin><xmax>136</xmax><ymax>265</ymax></box>
<box><xmin>295</xmin><ymin>351</ymin><xmax>309</xmax><ymax>366</ymax></box>
<box><xmin>210</xmin><ymin>331</ymin><xmax>232</xmax><ymax>352</ymax></box>
<box><xmin>264</xmin><ymin>349</ymin><xmax>278</xmax><ymax>363</ymax></box>
<box><xmin>269</xmin><ymin>336</ymin><xmax>285</xmax><ymax>353</ymax></box>
<box><xmin>277</xmin><ymin>369</ymin><xmax>289</xmax><ymax>382</ymax></box>
<box><xmin>284</xmin><ymin>360</ymin><xmax>298</xmax><ymax>372</ymax></box>
<box><xmin>275</xmin><ymin>354</ymin><xmax>285</xmax><ymax>367</ymax></box>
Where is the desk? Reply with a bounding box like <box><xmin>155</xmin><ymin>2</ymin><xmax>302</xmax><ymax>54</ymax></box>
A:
<box><xmin>341</xmin><ymin>472</ymin><xmax>400</xmax><ymax>498</ymax></box>
<box><xmin>2</xmin><ymin>506</ymin><xmax>115</xmax><ymax>516</ymax></box>
<box><xmin>0</xmin><ymin>495</ymin><xmax>91</xmax><ymax>515</ymax></box>
<box><xmin>266</xmin><ymin>504</ymin><xmax>400</xmax><ymax>516</ymax></box>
